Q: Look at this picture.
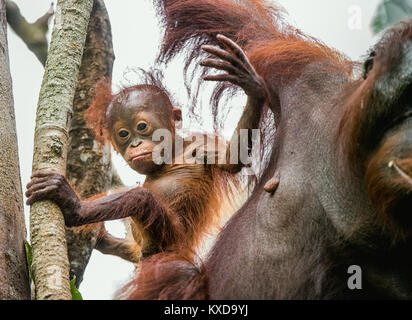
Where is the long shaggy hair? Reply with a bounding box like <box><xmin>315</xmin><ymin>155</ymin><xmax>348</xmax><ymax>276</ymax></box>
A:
<box><xmin>154</xmin><ymin>0</ymin><xmax>355</xmax><ymax>180</ymax></box>
<box><xmin>155</xmin><ymin>0</ymin><xmax>352</xmax><ymax>116</ymax></box>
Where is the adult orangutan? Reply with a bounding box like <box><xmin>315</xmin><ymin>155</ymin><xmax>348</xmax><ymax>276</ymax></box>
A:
<box><xmin>116</xmin><ymin>0</ymin><xmax>411</xmax><ymax>299</ymax></box>
<box><xmin>25</xmin><ymin>31</ymin><xmax>267</xmax><ymax>292</ymax></box>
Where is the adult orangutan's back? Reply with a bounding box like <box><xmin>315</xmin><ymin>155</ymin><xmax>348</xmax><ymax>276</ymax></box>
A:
<box><xmin>141</xmin><ymin>0</ymin><xmax>412</xmax><ymax>299</ymax></box>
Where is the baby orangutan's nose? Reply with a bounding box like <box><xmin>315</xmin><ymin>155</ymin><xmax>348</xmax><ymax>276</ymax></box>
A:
<box><xmin>131</xmin><ymin>139</ymin><xmax>143</xmax><ymax>148</ymax></box>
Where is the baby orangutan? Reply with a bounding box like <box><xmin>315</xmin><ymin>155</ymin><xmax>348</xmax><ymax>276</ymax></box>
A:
<box><xmin>26</xmin><ymin>35</ymin><xmax>268</xmax><ymax>263</ymax></box>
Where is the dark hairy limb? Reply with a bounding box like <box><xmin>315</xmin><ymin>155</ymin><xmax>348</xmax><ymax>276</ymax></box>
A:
<box><xmin>26</xmin><ymin>171</ymin><xmax>184</xmax><ymax>251</ymax></box>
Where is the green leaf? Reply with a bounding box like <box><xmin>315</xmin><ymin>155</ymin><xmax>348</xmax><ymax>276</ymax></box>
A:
<box><xmin>70</xmin><ymin>276</ymin><xmax>83</xmax><ymax>300</ymax></box>
<box><xmin>24</xmin><ymin>241</ymin><xmax>34</xmax><ymax>282</ymax></box>
<box><xmin>371</xmin><ymin>0</ymin><xmax>412</xmax><ymax>34</ymax></box>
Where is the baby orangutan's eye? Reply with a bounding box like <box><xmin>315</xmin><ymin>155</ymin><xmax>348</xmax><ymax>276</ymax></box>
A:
<box><xmin>118</xmin><ymin>129</ymin><xmax>129</xmax><ymax>138</ymax></box>
<box><xmin>137</xmin><ymin>121</ymin><xmax>148</xmax><ymax>132</ymax></box>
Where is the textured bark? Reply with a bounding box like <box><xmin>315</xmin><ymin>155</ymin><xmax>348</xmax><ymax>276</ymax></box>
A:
<box><xmin>5</xmin><ymin>0</ymin><xmax>53</xmax><ymax>66</ymax></box>
<box><xmin>0</xmin><ymin>0</ymin><xmax>30</xmax><ymax>300</ymax></box>
<box><xmin>30</xmin><ymin>0</ymin><xmax>93</xmax><ymax>300</ymax></box>
<box><xmin>65</xmin><ymin>0</ymin><xmax>115</xmax><ymax>288</ymax></box>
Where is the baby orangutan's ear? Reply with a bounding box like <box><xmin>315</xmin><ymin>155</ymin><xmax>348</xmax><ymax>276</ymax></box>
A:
<box><xmin>172</xmin><ymin>108</ymin><xmax>182</xmax><ymax>122</ymax></box>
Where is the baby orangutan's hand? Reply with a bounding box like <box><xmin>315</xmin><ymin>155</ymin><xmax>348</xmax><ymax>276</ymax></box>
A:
<box><xmin>26</xmin><ymin>170</ymin><xmax>82</xmax><ymax>227</ymax></box>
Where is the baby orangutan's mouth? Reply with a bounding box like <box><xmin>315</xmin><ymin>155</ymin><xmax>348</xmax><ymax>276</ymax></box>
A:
<box><xmin>131</xmin><ymin>152</ymin><xmax>152</xmax><ymax>162</ymax></box>
<box><xmin>389</xmin><ymin>160</ymin><xmax>412</xmax><ymax>187</ymax></box>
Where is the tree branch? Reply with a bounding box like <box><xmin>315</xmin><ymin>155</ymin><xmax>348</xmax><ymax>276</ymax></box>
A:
<box><xmin>30</xmin><ymin>0</ymin><xmax>94</xmax><ymax>300</ymax></box>
<box><xmin>6</xmin><ymin>0</ymin><xmax>54</xmax><ymax>65</ymax></box>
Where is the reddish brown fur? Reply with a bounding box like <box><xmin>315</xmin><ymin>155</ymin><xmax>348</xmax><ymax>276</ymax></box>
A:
<box><xmin>116</xmin><ymin>148</ymin><xmax>239</xmax><ymax>299</ymax></box>
<box><xmin>128</xmin><ymin>0</ymin><xmax>412</xmax><ymax>300</ymax></box>
<box><xmin>155</xmin><ymin>0</ymin><xmax>352</xmax><ymax>118</ymax></box>
<box><xmin>119</xmin><ymin>252</ymin><xmax>208</xmax><ymax>299</ymax></box>
<box><xmin>134</xmin><ymin>0</ymin><xmax>356</xmax><ymax>300</ymax></box>
<box><xmin>156</xmin><ymin>0</ymin><xmax>412</xmax><ymax>243</ymax></box>
<box><xmin>85</xmin><ymin>74</ymin><xmax>238</xmax><ymax>252</ymax></box>
<box><xmin>85</xmin><ymin>77</ymin><xmax>113</xmax><ymax>145</ymax></box>
<box><xmin>154</xmin><ymin>0</ymin><xmax>354</xmax><ymax>176</ymax></box>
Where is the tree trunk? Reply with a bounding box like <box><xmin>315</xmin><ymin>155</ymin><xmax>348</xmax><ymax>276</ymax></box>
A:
<box><xmin>30</xmin><ymin>0</ymin><xmax>93</xmax><ymax>300</ymax></box>
<box><xmin>66</xmin><ymin>0</ymin><xmax>115</xmax><ymax>288</ymax></box>
<box><xmin>0</xmin><ymin>0</ymin><xmax>30</xmax><ymax>300</ymax></box>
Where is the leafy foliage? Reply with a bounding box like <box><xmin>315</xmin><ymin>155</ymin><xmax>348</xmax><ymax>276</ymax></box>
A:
<box><xmin>26</xmin><ymin>241</ymin><xmax>84</xmax><ymax>300</ymax></box>
<box><xmin>372</xmin><ymin>0</ymin><xmax>412</xmax><ymax>34</ymax></box>
<box><xmin>24</xmin><ymin>241</ymin><xmax>34</xmax><ymax>282</ymax></box>
<box><xmin>70</xmin><ymin>276</ymin><xmax>83</xmax><ymax>300</ymax></box>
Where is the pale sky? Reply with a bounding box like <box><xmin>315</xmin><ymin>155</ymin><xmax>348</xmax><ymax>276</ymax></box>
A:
<box><xmin>7</xmin><ymin>0</ymin><xmax>381</xmax><ymax>299</ymax></box>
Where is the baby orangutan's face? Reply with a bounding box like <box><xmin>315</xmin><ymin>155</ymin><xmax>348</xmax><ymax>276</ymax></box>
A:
<box><xmin>108</xmin><ymin>88</ymin><xmax>181</xmax><ymax>175</ymax></box>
